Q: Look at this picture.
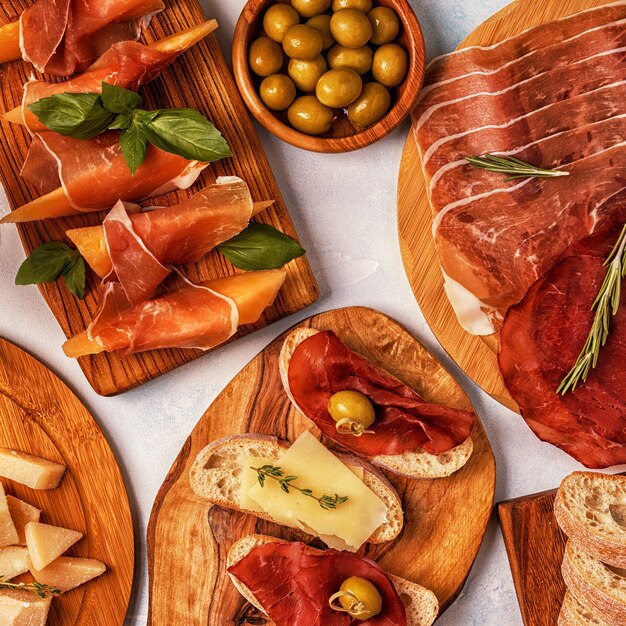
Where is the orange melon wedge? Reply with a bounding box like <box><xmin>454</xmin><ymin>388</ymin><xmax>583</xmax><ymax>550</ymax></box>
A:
<box><xmin>0</xmin><ymin>22</ymin><xmax>20</xmax><ymax>65</ymax></box>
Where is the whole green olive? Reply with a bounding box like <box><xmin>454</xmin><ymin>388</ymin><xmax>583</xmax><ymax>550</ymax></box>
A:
<box><xmin>367</xmin><ymin>6</ymin><xmax>400</xmax><ymax>45</ymax></box>
<box><xmin>331</xmin><ymin>0</ymin><xmax>372</xmax><ymax>12</ymax></box>
<box><xmin>263</xmin><ymin>4</ymin><xmax>300</xmax><ymax>43</ymax></box>
<box><xmin>316</xmin><ymin>68</ymin><xmax>362</xmax><ymax>108</ymax></box>
<box><xmin>259</xmin><ymin>74</ymin><xmax>297</xmax><ymax>110</ymax></box>
<box><xmin>248</xmin><ymin>36</ymin><xmax>284</xmax><ymax>77</ymax></box>
<box><xmin>330</xmin><ymin>577</ymin><xmax>383</xmax><ymax>621</ymax></box>
<box><xmin>306</xmin><ymin>14</ymin><xmax>335</xmax><ymax>50</ymax></box>
<box><xmin>283</xmin><ymin>24</ymin><xmax>324</xmax><ymax>60</ymax></box>
<box><xmin>347</xmin><ymin>82</ymin><xmax>391</xmax><ymax>127</ymax></box>
<box><xmin>327</xmin><ymin>44</ymin><xmax>372</xmax><ymax>74</ymax></box>
<box><xmin>330</xmin><ymin>9</ymin><xmax>372</xmax><ymax>49</ymax></box>
<box><xmin>291</xmin><ymin>0</ymin><xmax>331</xmax><ymax>18</ymax></box>
<box><xmin>288</xmin><ymin>95</ymin><xmax>334</xmax><ymax>134</ymax></box>
<box><xmin>327</xmin><ymin>390</ymin><xmax>375</xmax><ymax>435</ymax></box>
<box><xmin>288</xmin><ymin>55</ymin><xmax>327</xmax><ymax>92</ymax></box>
<box><xmin>372</xmin><ymin>43</ymin><xmax>408</xmax><ymax>87</ymax></box>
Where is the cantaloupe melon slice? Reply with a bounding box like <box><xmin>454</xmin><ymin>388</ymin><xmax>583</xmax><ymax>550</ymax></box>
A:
<box><xmin>25</xmin><ymin>522</ymin><xmax>83</xmax><ymax>571</ymax></box>
<box><xmin>0</xmin><ymin>483</ymin><xmax>18</xmax><ymax>548</ymax></box>
<box><xmin>0</xmin><ymin>589</ymin><xmax>51</xmax><ymax>625</ymax></box>
<box><xmin>0</xmin><ymin>546</ymin><xmax>30</xmax><ymax>580</ymax></box>
<box><xmin>0</xmin><ymin>22</ymin><xmax>20</xmax><ymax>65</ymax></box>
<box><xmin>6</xmin><ymin>497</ymin><xmax>41</xmax><ymax>546</ymax></box>
<box><xmin>31</xmin><ymin>556</ymin><xmax>106</xmax><ymax>593</ymax></box>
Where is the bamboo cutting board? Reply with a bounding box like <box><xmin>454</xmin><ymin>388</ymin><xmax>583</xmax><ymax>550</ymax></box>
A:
<box><xmin>146</xmin><ymin>307</ymin><xmax>496</xmax><ymax>625</ymax></box>
<box><xmin>397</xmin><ymin>0</ymin><xmax>611</xmax><ymax>412</ymax></box>
<box><xmin>0</xmin><ymin>337</ymin><xmax>134</xmax><ymax>625</ymax></box>
<box><xmin>0</xmin><ymin>0</ymin><xmax>318</xmax><ymax>397</ymax></box>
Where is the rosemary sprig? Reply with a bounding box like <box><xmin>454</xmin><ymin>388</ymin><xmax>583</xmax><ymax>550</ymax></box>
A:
<box><xmin>557</xmin><ymin>224</ymin><xmax>626</xmax><ymax>395</ymax></box>
<box><xmin>252</xmin><ymin>465</ymin><xmax>349</xmax><ymax>511</ymax></box>
<box><xmin>0</xmin><ymin>579</ymin><xmax>61</xmax><ymax>598</ymax></box>
<box><xmin>466</xmin><ymin>154</ymin><xmax>570</xmax><ymax>181</ymax></box>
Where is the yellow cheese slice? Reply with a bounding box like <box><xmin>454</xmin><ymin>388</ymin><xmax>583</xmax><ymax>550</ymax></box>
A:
<box><xmin>25</xmin><ymin>522</ymin><xmax>83</xmax><ymax>571</ymax></box>
<box><xmin>245</xmin><ymin>432</ymin><xmax>388</xmax><ymax>551</ymax></box>
<box><xmin>0</xmin><ymin>448</ymin><xmax>65</xmax><ymax>490</ymax></box>
<box><xmin>0</xmin><ymin>483</ymin><xmax>18</xmax><ymax>547</ymax></box>
<box><xmin>0</xmin><ymin>589</ymin><xmax>51</xmax><ymax>626</ymax></box>
<box><xmin>31</xmin><ymin>556</ymin><xmax>106</xmax><ymax>593</ymax></box>
<box><xmin>6</xmin><ymin>496</ymin><xmax>41</xmax><ymax>546</ymax></box>
<box><xmin>0</xmin><ymin>546</ymin><xmax>30</xmax><ymax>580</ymax></box>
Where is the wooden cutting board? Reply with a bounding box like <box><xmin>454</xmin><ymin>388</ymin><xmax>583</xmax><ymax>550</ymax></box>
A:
<box><xmin>0</xmin><ymin>0</ymin><xmax>318</xmax><ymax>397</ymax></box>
<box><xmin>397</xmin><ymin>0</ymin><xmax>610</xmax><ymax>412</ymax></box>
<box><xmin>0</xmin><ymin>337</ymin><xmax>134</xmax><ymax>625</ymax></box>
<box><xmin>498</xmin><ymin>489</ymin><xmax>567</xmax><ymax>626</ymax></box>
<box><xmin>146</xmin><ymin>306</ymin><xmax>496</xmax><ymax>625</ymax></box>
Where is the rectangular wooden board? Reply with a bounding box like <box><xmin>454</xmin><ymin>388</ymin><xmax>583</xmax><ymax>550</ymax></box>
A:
<box><xmin>0</xmin><ymin>0</ymin><xmax>319</xmax><ymax>396</ymax></box>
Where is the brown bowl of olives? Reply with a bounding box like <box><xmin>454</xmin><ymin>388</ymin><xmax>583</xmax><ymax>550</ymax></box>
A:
<box><xmin>233</xmin><ymin>0</ymin><xmax>426</xmax><ymax>153</ymax></box>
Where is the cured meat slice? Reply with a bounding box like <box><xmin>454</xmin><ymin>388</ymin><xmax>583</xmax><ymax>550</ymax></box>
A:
<box><xmin>499</xmin><ymin>226</ymin><xmax>626</xmax><ymax>468</ymax></box>
<box><xmin>20</xmin><ymin>0</ymin><xmax>165</xmax><ymax>76</ymax></box>
<box><xmin>227</xmin><ymin>541</ymin><xmax>407</xmax><ymax>626</ymax></box>
<box><xmin>287</xmin><ymin>330</ymin><xmax>475</xmax><ymax>456</ymax></box>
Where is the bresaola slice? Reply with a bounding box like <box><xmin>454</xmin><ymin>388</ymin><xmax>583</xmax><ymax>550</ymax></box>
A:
<box><xmin>286</xmin><ymin>330</ymin><xmax>475</xmax><ymax>457</ymax></box>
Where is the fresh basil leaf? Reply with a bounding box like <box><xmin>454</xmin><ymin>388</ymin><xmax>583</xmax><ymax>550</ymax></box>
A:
<box><xmin>63</xmin><ymin>255</ymin><xmax>86</xmax><ymax>299</ymax></box>
<box><xmin>101</xmin><ymin>82</ymin><xmax>142</xmax><ymax>114</ymax></box>
<box><xmin>108</xmin><ymin>113</ymin><xmax>132</xmax><ymax>131</ymax></box>
<box><xmin>120</xmin><ymin>119</ymin><xmax>148</xmax><ymax>176</ymax></box>
<box><xmin>218</xmin><ymin>223</ymin><xmax>305</xmax><ymax>271</ymax></box>
<box><xmin>144</xmin><ymin>109</ymin><xmax>232</xmax><ymax>163</ymax></box>
<box><xmin>135</xmin><ymin>109</ymin><xmax>158</xmax><ymax>125</ymax></box>
<box><xmin>28</xmin><ymin>93</ymin><xmax>115</xmax><ymax>139</ymax></box>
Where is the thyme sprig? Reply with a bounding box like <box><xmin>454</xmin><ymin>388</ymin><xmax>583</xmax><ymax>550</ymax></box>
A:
<box><xmin>466</xmin><ymin>154</ymin><xmax>570</xmax><ymax>181</ymax></box>
<box><xmin>557</xmin><ymin>224</ymin><xmax>626</xmax><ymax>395</ymax></box>
<box><xmin>0</xmin><ymin>579</ymin><xmax>61</xmax><ymax>598</ymax></box>
<box><xmin>252</xmin><ymin>465</ymin><xmax>349</xmax><ymax>510</ymax></box>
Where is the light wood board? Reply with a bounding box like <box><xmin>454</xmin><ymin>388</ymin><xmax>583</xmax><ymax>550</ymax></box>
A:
<box><xmin>397</xmin><ymin>0</ymin><xmax>610</xmax><ymax>412</ymax></box>
<box><xmin>146</xmin><ymin>306</ymin><xmax>496</xmax><ymax>625</ymax></box>
<box><xmin>0</xmin><ymin>337</ymin><xmax>134</xmax><ymax>625</ymax></box>
<box><xmin>0</xmin><ymin>0</ymin><xmax>319</xmax><ymax>397</ymax></box>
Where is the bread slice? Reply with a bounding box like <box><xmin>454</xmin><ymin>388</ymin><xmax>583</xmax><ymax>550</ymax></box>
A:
<box><xmin>227</xmin><ymin>534</ymin><xmax>439</xmax><ymax>626</ymax></box>
<box><xmin>555</xmin><ymin>472</ymin><xmax>626</xmax><ymax>568</ymax></box>
<box><xmin>562</xmin><ymin>541</ymin><xmax>626</xmax><ymax>626</ymax></box>
<box><xmin>558</xmin><ymin>591</ymin><xmax>613</xmax><ymax>626</ymax></box>
<box><xmin>279</xmin><ymin>327</ymin><xmax>473</xmax><ymax>479</ymax></box>
<box><xmin>189</xmin><ymin>433</ymin><xmax>403</xmax><ymax>544</ymax></box>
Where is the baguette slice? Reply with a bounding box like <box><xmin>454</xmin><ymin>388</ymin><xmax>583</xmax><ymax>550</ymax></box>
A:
<box><xmin>279</xmin><ymin>328</ymin><xmax>473</xmax><ymax>479</ymax></box>
<box><xmin>227</xmin><ymin>534</ymin><xmax>439</xmax><ymax>626</ymax></box>
<box><xmin>558</xmin><ymin>591</ymin><xmax>613</xmax><ymax>626</ymax></box>
<box><xmin>190</xmin><ymin>433</ymin><xmax>403</xmax><ymax>544</ymax></box>
<box><xmin>555</xmin><ymin>472</ymin><xmax>626</xmax><ymax>568</ymax></box>
<box><xmin>562</xmin><ymin>541</ymin><xmax>626</xmax><ymax>626</ymax></box>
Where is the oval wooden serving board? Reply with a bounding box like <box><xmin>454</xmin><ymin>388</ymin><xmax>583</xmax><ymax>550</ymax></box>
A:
<box><xmin>397</xmin><ymin>0</ymin><xmax>610</xmax><ymax>412</ymax></box>
<box><xmin>0</xmin><ymin>337</ymin><xmax>134</xmax><ymax>625</ymax></box>
<box><xmin>147</xmin><ymin>306</ymin><xmax>496</xmax><ymax>625</ymax></box>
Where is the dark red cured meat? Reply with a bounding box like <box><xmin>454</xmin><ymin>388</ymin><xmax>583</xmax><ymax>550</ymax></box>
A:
<box><xmin>227</xmin><ymin>541</ymin><xmax>407</xmax><ymax>626</ymax></box>
<box><xmin>499</xmin><ymin>226</ymin><xmax>626</xmax><ymax>468</ymax></box>
<box><xmin>287</xmin><ymin>331</ymin><xmax>475</xmax><ymax>456</ymax></box>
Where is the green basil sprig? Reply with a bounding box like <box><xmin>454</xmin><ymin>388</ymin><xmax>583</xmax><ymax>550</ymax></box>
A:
<box><xmin>28</xmin><ymin>82</ymin><xmax>232</xmax><ymax>176</ymax></box>
<box><xmin>16</xmin><ymin>243</ymin><xmax>86</xmax><ymax>299</ymax></box>
<box><xmin>218</xmin><ymin>223</ymin><xmax>305</xmax><ymax>271</ymax></box>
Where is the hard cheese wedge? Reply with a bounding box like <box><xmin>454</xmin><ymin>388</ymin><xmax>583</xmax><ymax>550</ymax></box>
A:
<box><xmin>0</xmin><ymin>449</ymin><xmax>65</xmax><ymax>489</ymax></box>
<box><xmin>0</xmin><ymin>589</ymin><xmax>52</xmax><ymax>625</ymax></box>
<box><xmin>0</xmin><ymin>483</ymin><xmax>19</xmax><ymax>547</ymax></box>
<box><xmin>0</xmin><ymin>546</ymin><xmax>30</xmax><ymax>580</ymax></box>
<box><xmin>25</xmin><ymin>522</ymin><xmax>83</xmax><ymax>571</ymax></box>
<box><xmin>31</xmin><ymin>556</ymin><xmax>106</xmax><ymax>592</ymax></box>
<box><xmin>244</xmin><ymin>431</ymin><xmax>388</xmax><ymax>551</ymax></box>
<box><xmin>6</xmin><ymin>496</ymin><xmax>41</xmax><ymax>546</ymax></box>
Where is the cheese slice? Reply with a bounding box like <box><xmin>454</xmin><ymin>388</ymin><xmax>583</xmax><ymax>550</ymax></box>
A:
<box><xmin>0</xmin><ymin>449</ymin><xmax>66</xmax><ymax>490</ymax></box>
<box><xmin>244</xmin><ymin>432</ymin><xmax>388</xmax><ymax>551</ymax></box>
<box><xmin>0</xmin><ymin>483</ymin><xmax>19</xmax><ymax>547</ymax></box>
<box><xmin>0</xmin><ymin>546</ymin><xmax>30</xmax><ymax>580</ymax></box>
<box><xmin>0</xmin><ymin>589</ymin><xmax>51</xmax><ymax>626</ymax></box>
<box><xmin>25</xmin><ymin>522</ymin><xmax>83</xmax><ymax>571</ymax></box>
<box><xmin>31</xmin><ymin>556</ymin><xmax>106</xmax><ymax>592</ymax></box>
<box><xmin>6</xmin><ymin>496</ymin><xmax>41</xmax><ymax>546</ymax></box>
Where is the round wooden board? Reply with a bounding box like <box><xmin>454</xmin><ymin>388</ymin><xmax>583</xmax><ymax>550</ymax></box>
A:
<box><xmin>147</xmin><ymin>306</ymin><xmax>496</xmax><ymax>625</ymax></box>
<box><xmin>0</xmin><ymin>338</ymin><xmax>134</xmax><ymax>625</ymax></box>
<box><xmin>397</xmin><ymin>0</ymin><xmax>609</xmax><ymax>413</ymax></box>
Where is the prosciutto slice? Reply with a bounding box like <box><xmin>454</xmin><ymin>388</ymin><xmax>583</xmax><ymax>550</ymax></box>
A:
<box><xmin>499</xmin><ymin>226</ymin><xmax>626</xmax><ymax>468</ymax></box>
<box><xmin>287</xmin><ymin>330</ymin><xmax>475</xmax><ymax>457</ymax></box>
<box><xmin>20</xmin><ymin>0</ymin><xmax>164</xmax><ymax>76</ymax></box>
<box><xmin>227</xmin><ymin>541</ymin><xmax>407</xmax><ymax>626</ymax></box>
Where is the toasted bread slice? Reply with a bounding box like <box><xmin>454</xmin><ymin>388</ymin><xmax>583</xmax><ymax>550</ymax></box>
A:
<box><xmin>555</xmin><ymin>472</ymin><xmax>626</xmax><ymax>568</ymax></box>
<box><xmin>558</xmin><ymin>591</ymin><xmax>613</xmax><ymax>626</ymax></box>
<box><xmin>227</xmin><ymin>534</ymin><xmax>439</xmax><ymax>626</ymax></box>
<box><xmin>189</xmin><ymin>433</ymin><xmax>403</xmax><ymax>544</ymax></box>
<box><xmin>562</xmin><ymin>541</ymin><xmax>626</xmax><ymax>626</ymax></box>
<box><xmin>279</xmin><ymin>327</ymin><xmax>473</xmax><ymax>479</ymax></box>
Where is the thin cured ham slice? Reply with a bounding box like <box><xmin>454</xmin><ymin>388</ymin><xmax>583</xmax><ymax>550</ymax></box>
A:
<box><xmin>499</xmin><ymin>226</ymin><xmax>626</xmax><ymax>468</ymax></box>
<box><xmin>20</xmin><ymin>0</ymin><xmax>165</xmax><ymax>76</ymax></box>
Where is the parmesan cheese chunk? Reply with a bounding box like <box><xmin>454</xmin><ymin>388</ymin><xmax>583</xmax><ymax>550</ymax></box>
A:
<box><xmin>6</xmin><ymin>496</ymin><xmax>41</xmax><ymax>546</ymax></box>
<box><xmin>0</xmin><ymin>589</ymin><xmax>51</xmax><ymax>626</ymax></box>
<box><xmin>31</xmin><ymin>556</ymin><xmax>106</xmax><ymax>592</ymax></box>
<box><xmin>25</xmin><ymin>522</ymin><xmax>83</xmax><ymax>571</ymax></box>
<box><xmin>0</xmin><ymin>483</ymin><xmax>19</xmax><ymax>547</ymax></box>
<box><xmin>0</xmin><ymin>449</ymin><xmax>66</xmax><ymax>490</ymax></box>
<box><xmin>0</xmin><ymin>546</ymin><xmax>30</xmax><ymax>580</ymax></box>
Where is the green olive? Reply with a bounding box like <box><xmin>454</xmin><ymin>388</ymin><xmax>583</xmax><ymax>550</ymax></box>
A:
<box><xmin>327</xmin><ymin>44</ymin><xmax>372</xmax><ymax>74</ymax></box>
<box><xmin>372</xmin><ymin>43</ymin><xmax>408</xmax><ymax>87</ymax></box>
<box><xmin>259</xmin><ymin>74</ymin><xmax>297</xmax><ymax>110</ymax></box>
<box><xmin>316</xmin><ymin>68</ymin><xmax>362</xmax><ymax>108</ymax></box>
<box><xmin>367</xmin><ymin>6</ymin><xmax>400</xmax><ymax>45</ymax></box>
<box><xmin>249</xmin><ymin>36</ymin><xmax>284</xmax><ymax>77</ymax></box>
<box><xmin>327</xmin><ymin>390</ymin><xmax>375</xmax><ymax>435</ymax></box>
<box><xmin>263</xmin><ymin>4</ymin><xmax>300</xmax><ymax>43</ymax></box>
<box><xmin>330</xmin><ymin>9</ymin><xmax>372</xmax><ymax>49</ymax></box>
<box><xmin>330</xmin><ymin>577</ymin><xmax>383</xmax><ymax>621</ymax></box>
<box><xmin>306</xmin><ymin>14</ymin><xmax>335</xmax><ymax>50</ymax></box>
<box><xmin>348</xmin><ymin>82</ymin><xmax>390</xmax><ymax>127</ymax></box>
<box><xmin>288</xmin><ymin>95</ymin><xmax>334</xmax><ymax>134</ymax></box>
<box><xmin>331</xmin><ymin>0</ymin><xmax>372</xmax><ymax>12</ymax></box>
<box><xmin>291</xmin><ymin>0</ymin><xmax>331</xmax><ymax>18</ymax></box>
<box><xmin>288</xmin><ymin>55</ymin><xmax>327</xmax><ymax>92</ymax></box>
<box><xmin>283</xmin><ymin>24</ymin><xmax>324</xmax><ymax>60</ymax></box>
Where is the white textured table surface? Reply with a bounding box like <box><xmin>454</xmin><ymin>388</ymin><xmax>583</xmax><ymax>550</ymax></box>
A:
<box><xmin>0</xmin><ymin>1</ymin><xmax>596</xmax><ymax>624</ymax></box>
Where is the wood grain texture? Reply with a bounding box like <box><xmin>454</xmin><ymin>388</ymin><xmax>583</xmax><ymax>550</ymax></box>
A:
<box><xmin>397</xmin><ymin>0</ymin><xmax>610</xmax><ymax>412</ymax></box>
<box><xmin>232</xmin><ymin>0</ymin><xmax>426</xmax><ymax>153</ymax></box>
<box><xmin>0</xmin><ymin>337</ymin><xmax>134</xmax><ymax>626</ymax></box>
<box><xmin>0</xmin><ymin>0</ymin><xmax>319</xmax><ymax>397</ymax></box>
<box><xmin>146</xmin><ymin>306</ymin><xmax>496</xmax><ymax>625</ymax></box>
<box><xmin>498</xmin><ymin>489</ymin><xmax>567</xmax><ymax>626</ymax></box>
